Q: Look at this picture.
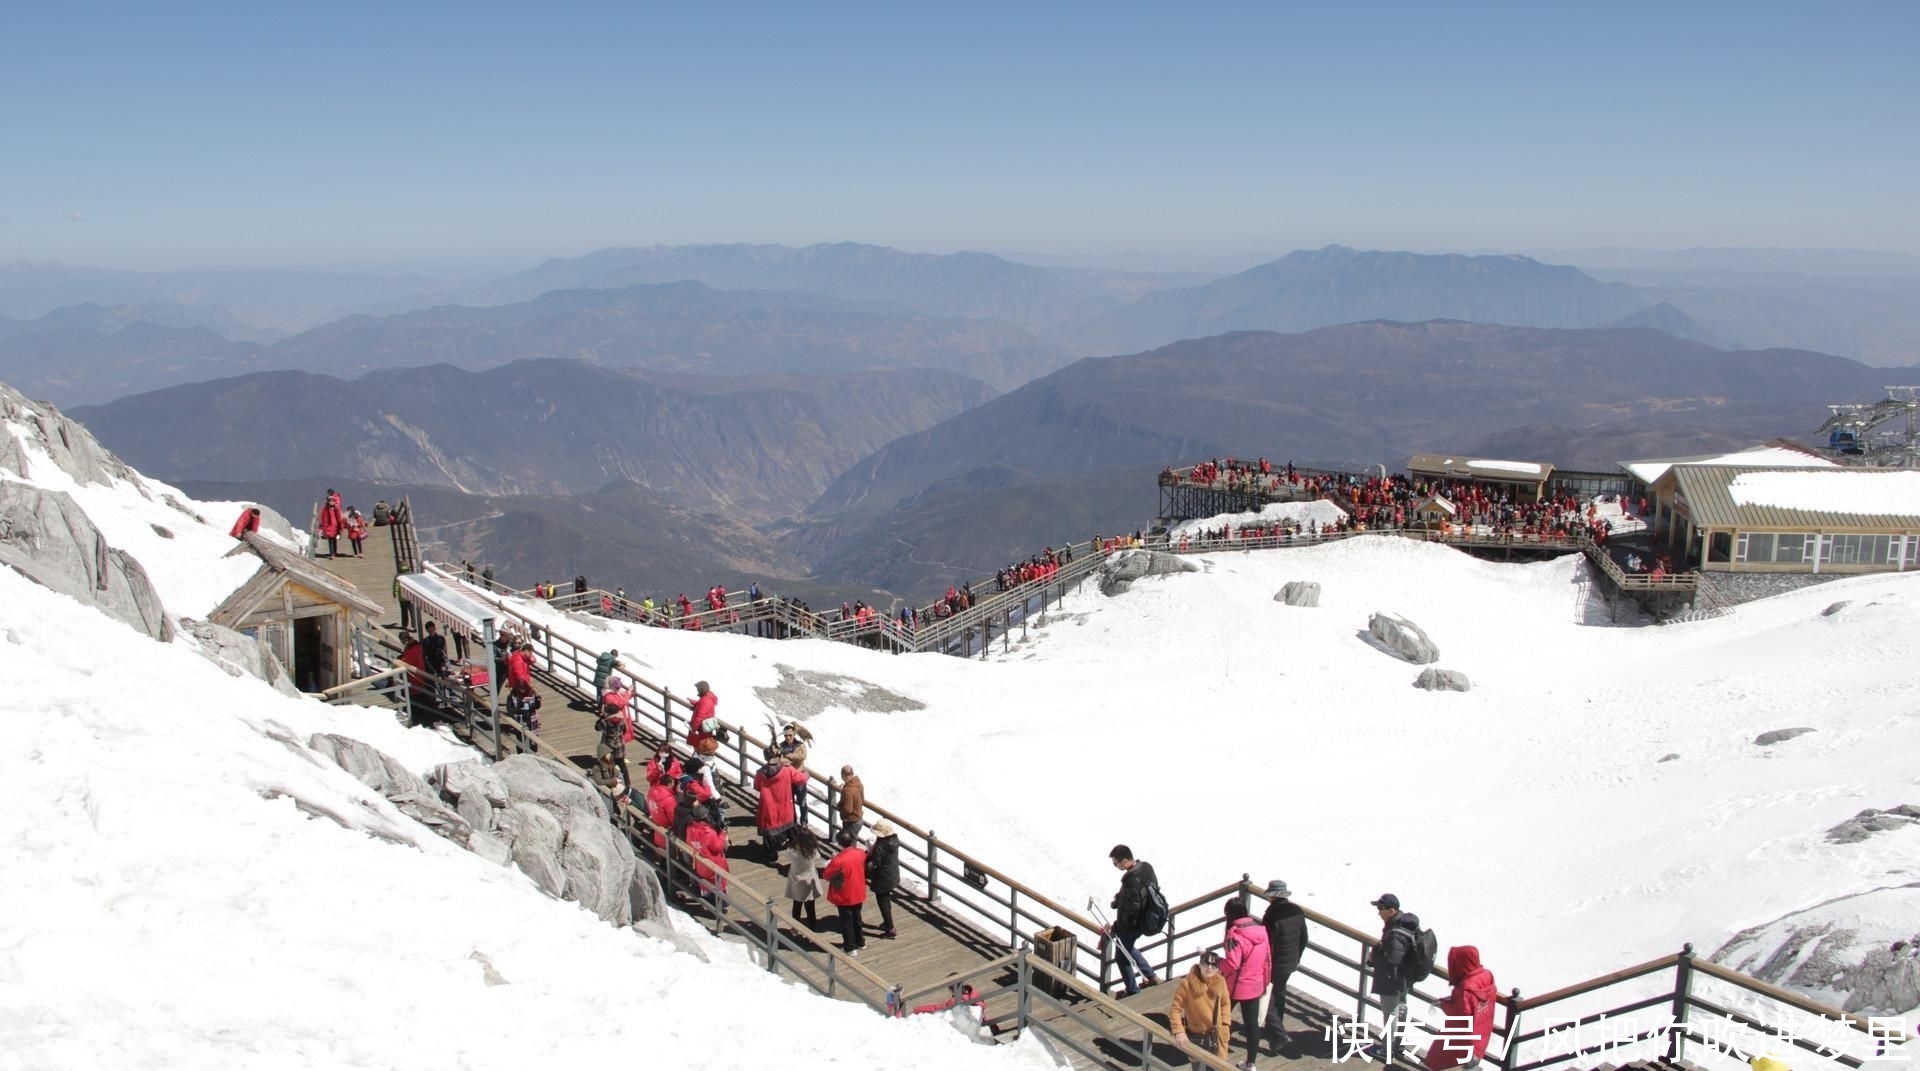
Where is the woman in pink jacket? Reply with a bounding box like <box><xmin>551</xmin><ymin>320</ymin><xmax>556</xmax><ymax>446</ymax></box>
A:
<box><xmin>1219</xmin><ymin>899</ymin><xmax>1272</xmax><ymax>1071</ymax></box>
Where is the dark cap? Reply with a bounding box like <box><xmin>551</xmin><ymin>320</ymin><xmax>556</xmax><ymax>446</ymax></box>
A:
<box><xmin>1372</xmin><ymin>893</ymin><xmax>1400</xmax><ymax>910</ymax></box>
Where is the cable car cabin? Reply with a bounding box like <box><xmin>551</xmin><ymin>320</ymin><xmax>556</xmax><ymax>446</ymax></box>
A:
<box><xmin>1829</xmin><ymin>428</ymin><xmax>1863</xmax><ymax>455</ymax></box>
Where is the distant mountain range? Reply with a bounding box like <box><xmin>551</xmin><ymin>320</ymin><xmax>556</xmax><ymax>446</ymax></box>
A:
<box><xmin>0</xmin><ymin>262</ymin><xmax>451</xmax><ymax>332</ymax></box>
<box><xmin>71</xmin><ymin>359</ymin><xmax>994</xmax><ymax>520</ymax></box>
<box><xmin>3</xmin><ymin>282</ymin><xmax>1066</xmax><ymax>405</ymax></box>
<box><xmin>1073</xmin><ymin>246</ymin><xmax>1656</xmax><ymax>354</ymax></box>
<box><xmin>0</xmin><ymin>301</ymin><xmax>282</xmax><ymax>343</ymax></box>
<box><xmin>788</xmin><ymin>320</ymin><xmax>1903</xmax><ymax>593</ymax></box>
<box><xmin>423</xmin><ymin>241</ymin><xmax>1193</xmax><ymax>337</ymax></box>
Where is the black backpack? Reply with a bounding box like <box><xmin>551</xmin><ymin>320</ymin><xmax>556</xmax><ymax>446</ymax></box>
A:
<box><xmin>1138</xmin><ymin>881</ymin><xmax>1170</xmax><ymax>933</ymax></box>
<box><xmin>1405</xmin><ymin>926</ymin><xmax>1438</xmax><ymax>982</ymax></box>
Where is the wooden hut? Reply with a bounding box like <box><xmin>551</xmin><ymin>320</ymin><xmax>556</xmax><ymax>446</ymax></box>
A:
<box><xmin>211</xmin><ymin>533</ymin><xmax>382</xmax><ymax>692</ymax></box>
<box><xmin>1411</xmin><ymin>493</ymin><xmax>1458</xmax><ymax>526</ymax></box>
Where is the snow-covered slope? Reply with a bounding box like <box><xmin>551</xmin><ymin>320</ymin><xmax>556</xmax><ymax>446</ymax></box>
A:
<box><xmin>522</xmin><ymin>534</ymin><xmax>1920</xmax><ymax>1012</ymax></box>
<box><xmin>0</xmin><ymin>392</ymin><xmax>1052</xmax><ymax>1070</ymax></box>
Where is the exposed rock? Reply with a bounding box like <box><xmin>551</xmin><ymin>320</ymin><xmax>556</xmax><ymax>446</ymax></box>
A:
<box><xmin>1822</xmin><ymin>601</ymin><xmax>1852</xmax><ymax>618</ymax></box>
<box><xmin>1713</xmin><ymin>882</ymin><xmax>1920</xmax><ymax>1014</ymax></box>
<box><xmin>308</xmin><ymin>733</ymin><xmax>472</xmax><ymax>847</ymax></box>
<box><xmin>0</xmin><ymin>482</ymin><xmax>171</xmax><ymax>641</ymax></box>
<box><xmin>1658</xmin><ymin>753</ymin><xmax>1681</xmax><ymax>763</ymax></box>
<box><xmin>150</xmin><ymin>524</ymin><xmax>173</xmax><ymax>539</ymax></box>
<box><xmin>1827</xmin><ymin>806</ymin><xmax>1920</xmax><ymax>844</ymax></box>
<box><xmin>1755</xmin><ymin>727</ymin><xmax>1817</xmax><ymax>747</ymax></box>
<box><xmin>470</xmin><ymin>950</ymin><xmax>509</xmax><ymax>987</ymax></box>
<box><xmin>1413</xmin><ymin>668</ymin><xmax>1471</xmax><ymax>692</ymax></box>
<box><xmin>1100</xmin><ymin>549</ymin><xmax>1199</xmax><ymax>596</ymax></box>
<box><xmin>433</xmin><ymin>753</ymin><xmax>667</xmax><ymax>929</ymax></box>
<box><xmin>753</xmin><ymin>663</ymin><xmax>926</xmax><ymax>720</ymax></box>
<box><xmin>0</xmin><ymin>381</ymin><xmax>144</xmax><ymax>488</ymax></box>
<box><xmin>1275</xmin><ymin>581</ymin><xmax>1321</xmax><ymax>607</ymax></box>
<box><xmin>182</xmin><ymin>618</ymin><xmax>300</xmax><ymax>697</ymax></box>
<box><xmin>1368</xmin><ymin>612</ymin><xmax>1439</xmax><ymax>664</ymax></box>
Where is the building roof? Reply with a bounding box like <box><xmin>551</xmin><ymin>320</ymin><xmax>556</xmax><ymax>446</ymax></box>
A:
<box><xmin>210</xmin><ymin>533</ymin><xmax>382</xmax><ymax>627</ymax></box>
<box><xmin>1621</xmin><ymin>442</ymin><xmax>1833</xmax><ymax>487</ymax></box>
<box><xmin>1406</xmin><ymin>453</ymin><xmax>1554</xmax><ymax>482</ymax></box>
<box><xmin>1658</xmin><ymin>465</ymin><xmax>1920</xmax><ymax>531</ymax></box>
<box><xmin>1412</xmin><ymin>493</ymin><xmax>1457</xmax><ymax>515</ymax></box>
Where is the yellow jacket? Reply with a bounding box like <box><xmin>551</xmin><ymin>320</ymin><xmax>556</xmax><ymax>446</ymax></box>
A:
<box><xmin>1167</xmin><ymin>965</ymin><xmax>1232</xmax><ymax>1053</ymax></box>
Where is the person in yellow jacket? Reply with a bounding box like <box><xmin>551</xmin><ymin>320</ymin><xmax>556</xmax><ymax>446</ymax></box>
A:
<box><xmin>1168</xmin><ymin>950</ymin><xmax>1233</xmax><ymax>1058</ymax></box>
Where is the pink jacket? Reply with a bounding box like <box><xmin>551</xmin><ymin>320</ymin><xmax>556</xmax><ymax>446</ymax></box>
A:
<box><xmin>1220</xmin><ymin>916</ymin><xmax>1273</xmax><ymax>1001</ymax></box>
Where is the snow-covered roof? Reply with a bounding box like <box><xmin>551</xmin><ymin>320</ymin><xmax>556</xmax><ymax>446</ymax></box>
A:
<box><xmin>1413</xmin><ymin>494</ymin><xmax>1457</xmax><ymax>514</ymax></box>
<box><xmin>1406</xmin><ymin>453</ymin><xmax>1553</xmax><ymax>483</ymax></box>
<box><xmin>1664</xmin><ymin>465</ymin><xmax>1920</xmax><ymax>530</ymax></box>
<box><xmin>1622</xmin><ymin>444</ymin><xmax>1833</xmax><ymax>487</ymax></box>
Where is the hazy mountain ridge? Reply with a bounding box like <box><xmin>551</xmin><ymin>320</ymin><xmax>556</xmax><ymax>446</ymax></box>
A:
<box><xmin>72</xmin><ymin>359</ymin><xmax>996</xmax><ymax>520</ymax></box>
<box><xmin>1075</xmin><ymin>245</ymin><xmax>1655</xmax><ymax>354</ymax></box>
<box><xmin>273</xmin><ymin>280</ymin><xmax>1071</xmax><ymax>392</ymax></box>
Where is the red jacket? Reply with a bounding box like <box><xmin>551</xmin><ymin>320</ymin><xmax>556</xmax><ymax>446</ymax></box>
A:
<box><xmin>646</xmin><ymin>754</ymin><xmax>683</xmax><ymax>786</ymax></box>
<box><xmin>506</xmin><ymin>649</ymin><xmax>533</xmax><ymax>689</ymax></box>
<box><xmin>752</xmin><ymin>763</ymin><xmax>805</xmax><ymax>834</ymax></box>
<box><xmin>822</xmin><ymin>845</ymin><xmax>868</xmax><ymax>906</ymax></box>
<box><xmin>646</xmin><ymin>782</ymin><xmax>677</xmax><ymax>850</ymax></box>
<box><xmin>318</xmin><ymin>502</ymin><xmax>343</xmax><ymax>538</ymax></box>
<box><xmin>1428</xmin><ymin>946</ymin><xmax>1498</xmax><ymax>1069</ymax></box>
<box><xmin>229</xmin><ymin>508</ymin><xmax>260</xmax><ymax>539</ymax></box>
<box><xmin>398</xmin><ymin>641</ymin><xmax>428</xmax><ymax>694</ymax></box>
<box><xmin>688</xmin><ymin>691</ymin><xmax>719</xmax><ymax>750</ymax></box>
<box><xmin>686</xmin><ymin>820</ymin><xmax>729</xmax><ymax>890</ymax></box>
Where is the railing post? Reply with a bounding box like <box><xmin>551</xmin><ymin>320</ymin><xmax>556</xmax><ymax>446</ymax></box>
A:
<box><xmin>1667</xmin><ymin>943</ymin><xmax>1694</xmax><ymax>1062</ymax></box>
<box><xmin>826</xmin><ymin>783</ymin><xmax>841</xmax><ymax>841</ymax></box>
<box><xmin>1010</xmin><ymin>886</ymin><xmax>1020</xmax><ymax>946</ymax></box>
<box><xmin>1498</xmin><ymin>989</ymin><xmax>1523</xmax><ymax>1071</ymax></box>
<box><xmin>662</xmin><ymin>687</ymin><xmax>677</xmax><ymax>746</ymax></box>
<box><xmin>1356</xmin><ymin>932</ymin><xmax>1374</xmax><ymax>1027</ymax></box>
<box><xmin>764</xmin><ymin>898</ymin><xmax>779</xmax><ymax>974</ymax></box>
<box><xmin>926</xmin><ymin>830</ymin><xmax>940</xmax><ymax>902</ymax></box>
<box><xmin>1017</xmin><ymin>947</ymin><xmax>1034</xmax><ymax>1032</ymax></box>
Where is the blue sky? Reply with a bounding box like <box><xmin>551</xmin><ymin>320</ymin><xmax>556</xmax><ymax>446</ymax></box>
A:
<box><xmin>2</xmin><ymin>1</ymin><xmax>1915</xmax><ymax>269</ymax></box>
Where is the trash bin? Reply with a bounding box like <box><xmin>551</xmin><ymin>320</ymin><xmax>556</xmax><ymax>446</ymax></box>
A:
<box><xmin>1033</xmin><ymin>926</ymin><xmax>1078</xmax><ymax>998</ymax></box>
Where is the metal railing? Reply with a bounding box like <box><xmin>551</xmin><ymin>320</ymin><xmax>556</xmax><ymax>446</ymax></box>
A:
<box><xmin>415</xmin><ymin>561</ymin><xmax>1895</xmax><ymax>1071</ymax></box>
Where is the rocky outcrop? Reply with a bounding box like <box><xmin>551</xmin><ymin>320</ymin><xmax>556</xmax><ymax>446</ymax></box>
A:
<box><xmin>0</xmin><ymin>381</ymin><xmax>144</xmax><ymax>488</ymax></box>
<box><xmin>183</xmin><ymin>618</ymin><xmax>301</xmax><ymax>697</ymax></box>
<box><xmin>0</xmin><ymin>482</ymin><xmax>171</xmax><ymax>641</ymax></box>
<box><xmin>1368</xmin><ymin>612</ymin><xmax>1438</xmax><ymax>664</ymax></box>
<box><xmin>309</xmin><ymin>733</ymin><xmax>473</xmax><ymax>846</ymax></box>
<box><xmin>1275</xmin><ymin>581</ymin><xmax>1321</xmax><ymax>607</ymax></box>
<box><xmin>1827</xmin><ymin>806</ymin><xmax>1920</xmax><ymax>844</ymax></box>
<box><xmin>432</xmin><ymin>754</ymin><xmax>667</xmax><ymax>928</ymax></box>
<box><xmin>1100</xmin><ymin>549</ymin><xmax>1199</xmax><ymax>595</ymax></box>
<box><xmin>1413</xmin><ymin>668</ymin><xmax>1471</xmax><ymax>692</ymax></box>
<box><xmin>1713</xmin><ymin>883</ymin><xmax>1920</xmax><ymax>1014</ymax></box>
<box><xmin>1755</xmin><ymin>727</ymin><xmax>1816</xmax><ymax>747</ymax></box>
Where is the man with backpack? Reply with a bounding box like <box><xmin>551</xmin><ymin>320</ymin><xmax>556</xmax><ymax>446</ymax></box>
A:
<box><xmin>1107</xmin><ymin>844</ymin><xmax>1167</xmax><ymax>996</ymax></box>
<box><xmin>1366</xmin><ymin>893</ymin><xmax>1435</xmax><ymax>1063</ymax></box>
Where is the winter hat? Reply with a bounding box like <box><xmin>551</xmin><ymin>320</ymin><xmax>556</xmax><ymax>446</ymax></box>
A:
<box><xmin>873</xmin><ymin>820</ymin><xmax>896</xmax><ymax>837</ymax></box>
<box><xmin>695</xmin><ymin>680</ymin><xmax>710</xmax><ymax>694</ymax></box>
<box><xmin>1265</xmin><ymin>879</ymin><xmax>1291</xmax><ymax>899</ymax></box>
<box><xmin>1372</xmin><ymin>893</ymin><xmax>1400</xmax><ymax>910</ymax></box>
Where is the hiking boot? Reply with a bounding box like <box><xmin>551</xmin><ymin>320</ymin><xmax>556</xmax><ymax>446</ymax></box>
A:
<box><xmin>880</xmin><ymin>928</ymin><xmax>897</xmax><ymax>939</ymax></box>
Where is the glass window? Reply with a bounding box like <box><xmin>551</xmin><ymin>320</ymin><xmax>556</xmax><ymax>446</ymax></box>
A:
<box><xmin>1709</xmin><ymin>531</ymin><xmax>1732</xmax><ymax>563</ymax></box>
<box><xmin>1867</xmin><ymin>535</ymin><xmax>1892</xmax><ymax>563</ymax></box>
<box><xmin>1742</xmin><ymin>533</ymin><xmax>1775</xmax><ymax>562</ymax></box>
<box><xmin>1774</xmin><ymin>535</ymin><xmax>1805</xmax><ymax>564</ymax></box>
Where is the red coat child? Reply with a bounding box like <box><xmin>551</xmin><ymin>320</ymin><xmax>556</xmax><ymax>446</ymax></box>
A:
<box><xmin>1424</xmin><ymin>946</ymin><xmax>1498</xmax><ymax>1071</ymax></box>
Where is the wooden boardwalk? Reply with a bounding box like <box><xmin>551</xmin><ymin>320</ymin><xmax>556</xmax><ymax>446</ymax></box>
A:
<box><xmin>304</xmin><ymin>516</ymin><xmax>1424</xmax><ymax>1070</ymax></box>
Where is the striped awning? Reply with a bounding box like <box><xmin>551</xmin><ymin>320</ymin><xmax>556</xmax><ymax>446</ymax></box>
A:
<box><xmin>399</xmin><ymin>572</ymin><xmax>496</xmax><ymax>638</ymax></box>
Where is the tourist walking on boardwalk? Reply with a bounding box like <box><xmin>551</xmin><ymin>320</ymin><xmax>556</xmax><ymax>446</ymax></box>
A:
<box><xmin>836</xmin><ymin>765</ymin><xmax>865</xmax><ymax>833</ymax></box>
<box><xmin>596</xmin><ymin>685</ymin><xmax>634</xmax><ymax>791</ymax></box>
<box><xmin>1106</xmin><ymin>844</ymin><xmax>1165</xmax><ymax>996</ymax></box>
<box><xmin>822</xmin><ymin>829</ymin><xmax>869</xmax><ymax>955</ymax></box>
<box><xmin>1169</xmin><ymin>949</ymin><xmax>1233</xmax><ymax>1059</ymax></box>
<box><xmin>1220</xmin><ymin>899</ymin><xmax>1272</xmax><ymax>1070</ymax></box>
<box><xmin>779</xmin><ymin>721</ymin><xmax>813</xmax><ymax>817</ymax></box>
<box><xmin>1425</xmin><ymin>946</ymin><xmax>1497</xmax><ymax>1071</ymax></box>
<box><xmin>1365</xmin><ymin>893</ymin><xmax>1425</xmax><ymax>1063</ymax></box>
<box><xmin>317</xmin><ymin>489</ymin><xmax>344</xmax><ymax>558</ymax></box>
<box><xmin>688</xmin><ymin>680</ymin><xmax>723</xmax><ymax>756</ymax></box>
<box><xmin>866</xmin><ymin>819</ymin><xmax>901</xmax><ymax>939</ymax></box>
<box><xmin>345</xmin><ymin>508</ymin><xmax>368</xmax><ymax>557</ymax></box>
<box><xmin>592</xmin><ymin>648</ymin><xmax>619</xmax><ymax>696</ymax></box>
<box><xmin>752</xmin><ymin>747</ymin><xmax>806</xmax><ymax>860</ymax></box>
<box><xmin>785</xmin><ymin>826</ymin><xmax>826</xmax><ymax>932</ymax></box>
<box><xmin>1261</xmin><ymin>879</ymin><xmax>1308</xmax><ymax>1047</ymax></box>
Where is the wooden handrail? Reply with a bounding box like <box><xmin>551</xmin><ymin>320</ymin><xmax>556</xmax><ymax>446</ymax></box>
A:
<box><xmin>1691</xmin><ymin>958</ymin><xmax>1877</xmax><ymax>1033</ymax></box>
<box><xmin>1512</xmin><ymin>952</ymin><xmax>1680</xmax><ymax>1011</ymax></box>
<box><xmin>320</xmin><ymin>665</ymin><xmax>409</xmax><ymax>699</ymax></box>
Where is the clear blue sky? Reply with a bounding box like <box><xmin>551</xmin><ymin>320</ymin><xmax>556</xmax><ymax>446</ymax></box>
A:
<box><xmin>2</xmin><ymin>0</ymin><xmax>1915</xmax><ymax>269</ymax></box>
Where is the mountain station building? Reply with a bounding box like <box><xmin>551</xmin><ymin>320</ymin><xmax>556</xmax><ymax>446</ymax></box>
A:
<box><xmin>1648</xmin><ymin>465</ymin><xmax>1920</xmax><ymax>574</ymax></box>
<box><xmin>1406</xmin><ymin>453</ymin><xmax>1554</xmax><ymax>503</ymax></box>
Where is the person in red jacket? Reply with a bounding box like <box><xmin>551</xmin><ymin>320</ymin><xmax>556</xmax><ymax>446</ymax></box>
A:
<box><xmin>645</xmin><ymin>776</ymin><xmax>678</xmax><ymax>853</ymax></box>
<box><xmin>687</xmin><ymin>680</ymin><xmax>722</xmax><ymax>755</ymax></box>
<box><xmin>344</xmin><ymin>508</ymin><xmax>369</xmax><ymax>557</ymax></box>
<box><xmin>505</xmin><ymin>644</ymin><xmax>534</xmax><ymax>691</ymax></box>
<box><xmin>1425</xmin><ymin>946</ymin><xmax>1497</xmax><ymax>1071</ymax></box>
<box><xmin>751</xmin><ymin>749</ymin><xmax>805</xmax><ymax>861</ymax></box>
<box><xmin>822</xmin><ymin>829</ymin><xmax>869</xmax><ymax>954</ymax></box>
<box><xmin>316</xmin><ymin>490</ymin><xmax>344</xmax><ymax>558</ymax></box>
<box><xmin>684</xmin><ymin>802</ymin><xmax>730</xmax><ymax>904</ymax></box>
<box><xmin>645</xmin><ymin>745</ymin><xmax>683</xmax><ymax>787</ymax></box>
